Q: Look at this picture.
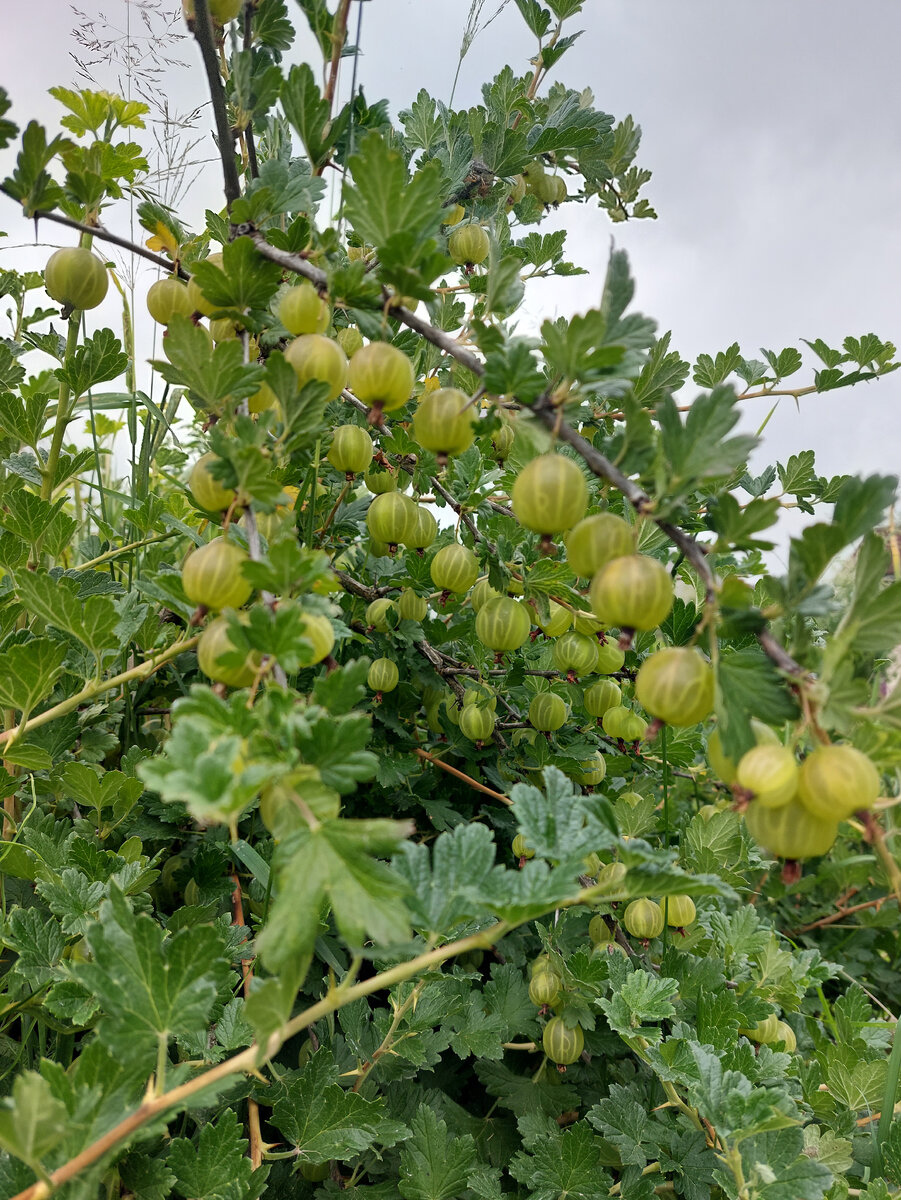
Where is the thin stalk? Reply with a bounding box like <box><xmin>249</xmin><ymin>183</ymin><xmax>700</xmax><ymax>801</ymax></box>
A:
<box><xmin>41</xmin><ymin>315</ymin><xmax>81</xmax><ymax>501</ymax></box>
<box><xmin>874</xmin><ymin>1012</ymin><xmax>901</xmax><ymax>1177</ymax></box>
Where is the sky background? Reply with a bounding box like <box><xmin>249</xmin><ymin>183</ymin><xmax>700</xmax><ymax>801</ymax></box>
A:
<box><xmin>1</xmin><ymin>0</ymin><xmax>900</xmax><ymax>561</ymax></box>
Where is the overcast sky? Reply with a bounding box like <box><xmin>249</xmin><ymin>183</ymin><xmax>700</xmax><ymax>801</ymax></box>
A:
<box><xmin>2</xmin><ymin>1</ymin><xmax>900</xmax><ymax>557</ymax></box>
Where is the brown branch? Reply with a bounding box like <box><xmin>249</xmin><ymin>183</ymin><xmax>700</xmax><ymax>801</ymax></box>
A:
<box><xmin>242</xmin><ymin>0</ymin><xmax>259</xmax><ymax>180</ymax></box>
<box><xmin>324</xmin><ymin>0</ymin><xmax>352</xmax><ymax>110</ymax></box>
<box><xmin>334</xmin><ymin>571</ymin><xmax>396</xmax><ymax>601</ymax></box>
<box><xmin>794</xmin><ymin>895</ymin><xmax>892</xmax><ymax>934</ymax></box>
<box><xmin>191</xmin><ymin>0</ymin><xmax>242</xmax><ymax>208</ymax></box>
<box><xmin>414</xmin><ymin>748</ymin><xmax>511</xmax><ymax>806</ymax></box>
<box><xmin>0</xmin><ymin>186</ymin><xmax>188</xmax><ymax>278</ymax></box>
<box><xmin>229</xmin><ymin>872</ymin><xmax>261</xmax><ymax>1168</ymax></box>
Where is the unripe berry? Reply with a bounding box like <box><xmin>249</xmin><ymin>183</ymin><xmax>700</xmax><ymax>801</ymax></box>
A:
<box><xmin>285</xmin><ymin>334</ymin><xmax>348</xmax><ymax>402</ymax></box>
<box><xmin>583</xmin><ymin>679</ymin><xmax>621</xmax><ymax>719</ymax></box>
<box><xmin>744</xmin><ymin>796</ymin><xmax>838</xmax><ymax>861</ymax></box>
<box><xmin>430</xmin><ymin>543</ymin><xmax>479</xmax><ymax>595</ymax></box>
<box><xmin>475</xmin><ymin>597</ymin><xmax>532</xmax><ymax>652</ymax></box>
<box><xmin>798</xmin><ymin>744</ymin><xmax>880</xmax><ymax>821</ymax></box>
<box><xmin>459</xmin><ymin>703</ymin><xmax>496</xmax><ymax>743</ymax></box>
<box><xmin>735</xmin><ymin>745</ymin><xmax>798</xmax><ymax>809</ymax></box>
<box><xmin>542</xmin><ymin>1017</ymin><xmax>584</xmax><ymax>1065</ymax></box>
<box><xmin>552</xmin><ymin>631</ymin><xmax>598</xmax><ymax>679</ymax></box>
<box><xmin>327</xmin><ymin>425</ymin><xmax>373</xmax><ymax>476</ymax></box>
<box><xmin>590</xmin><ymin>555</ymin><xmax>674</xmax><ymax>632</ymax></box>
<box><xmin>277</xmin><ymin>283</ymin><xmax>329</xmax><ymax>335</ymax></box>
<box><xmin>529</xmin><ymin>969</ymin><xmax>561</xmax><ymax>1006</ymax></box>
<box><xmin>413</xmin><ymin>388</ymin><xmax>476</xmax><ymax>459</ymax></box>
<box><xmin>534</xmin><ymin>599</ymin><xmax>572</xmax><ymax>637</ymax></box>
<box><xmin>366</xmin><ymin>491</ymin><xmax>416</xmax><ymax>549</ymax></box>
<box><xmin>188</xmin><ymin>453</ymin><xmax>236</xmax><ymax>513</ymax></box>
<box><xmin>512</xmin><ymin>454</ymin><xmax>588</xmax><ymax>536</ymax></box>
<box><xmin>571</xmin><ymin>752</ymin><xmax>607</xmax><ymax>787</ymax></box>
<box><xmin>448</xmin><ymin>224</ymin><xmax>490</xmax><ymax>267</ymax></box>
<box><xmin>513</xmin><ymin>833</ymin><xmax>535</xmax><ymax>860</ymax></box>
<box><xmin>186</xmin><ymin>252</ymin><xmax>223</xmax><ymax>315</ymax></box>
<box><xmin>182</xmin><ymin>538</ymin><xmax>252</xmax><ymax>611</ymax></box>
<box><xmin>623</xmin><ymin>898</ymin><xmax>664</xmax><ymax>940</ymax></box>
<box><xmin>147</xmin><ymin>276</ymin><xmax>194</xmax><ymax>324</ymax></box>
<box><xmin>528</xmin><ymin>692</ymin><xmax>568</xmax><ymax>733</ymax></box>
<box><xmin>564</xmin><ymin>513</ymin><xmax>634</xmax><ymax>578</ymax></box>
<box><xmin>634</xmin><ymin>647</ymin><xmax>714</xmax><ymax>727</ymax></box>
<box><xmin>398</xmin><ymin>588</ymin><xmax>428</xmax><ymax>622</ymax></box>
<box><xmin>368</xmin><ymin>657</ymin><xmax>399</xmax><ymax>694</ymax></box>
<box><xmin>664</xmin><ymin>895</ymin><xmax>696</xmax><ymax>928</ymax></box>
<box><xmin>348</xmin><ymin>342</ymin><xmax>414</xmax><ymax>412</ymax></box>
<box><xmin>588</xmin><ymin>914</ymin><xmax>613</xmax><ymax>945</ymax></box>
<box><xmin>197</xmin><ymin>614</ymin><xmax>261</xmax><ymax>687</ymax></box>
<box><xmin>45</xmin><ymin>246</ymin><xmax>109</xmax><ymax>312</ymax></box>
<box><xmin>707</xmin><ymin>719</ymin><xmax>779</xmax><ymax>784</ymax></box>
<box><xmin>335</xmin><ymin>326</ymin><xmax>364</xmax><ymax>357</ymax></box>
<box><xmin>400</xmin><ymin>505</ymin><xmax>438</xmax><ymax>551</ymax></box>
<box><xmin>365</xmin><ymin>598</ymin><xmax>396</xmax><ymax>632</ymax></box>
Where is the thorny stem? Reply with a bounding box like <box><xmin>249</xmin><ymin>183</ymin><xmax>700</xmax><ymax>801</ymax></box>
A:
<box><xmin>190</xmin><ymin>0</ymin><xmax>241</xmax><ymax>208</ymax></box>
<box><xmin>413</xmin><ymin>748</ymin><xmax>512</xmax><ymax>806</ymax></box>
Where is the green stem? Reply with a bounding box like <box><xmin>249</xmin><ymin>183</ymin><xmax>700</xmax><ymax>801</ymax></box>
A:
<box><xmin>874</xmin><ymin>1011</ymin><xmax>901</xmax><ymax>1177</ymax></box>
<box><xmin>41</xmin><ymin>314</ymin><xmax>81</xmax><ymax>501</ymax></box>
<box><xmin>72</xmin><ymin>531</ymin><xmax>179</xmax><ymax>572</ymax></box>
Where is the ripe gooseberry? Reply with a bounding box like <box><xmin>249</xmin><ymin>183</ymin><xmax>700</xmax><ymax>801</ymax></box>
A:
<box><xmin>296</xmin><ymin>611</ymin><xmax>335</xmax><ymax>664</ymax></box>
<box><xmin>743</xmin><ymin>796</ymin><xmax>838</xmax><ymax>861</ymax></box>
<box><xmin>448</xmin><ymin>224</ymin><xmax>490</xmax><ymax>267</ymax></box>
<box><xmin>182</xmin><ymin>538</ymin><xmax>253</xmax><ymax>611</ymax></box>
<box><xmin>336</xmin><ymin>326</ymin><xmax>364</xmax><ymax>357</ymax></box>
<box><xmin>634</xmin><ymin>647</ymin><xmax>714</xmax><ymax>727</ymax></box>
<box><xmin>512</xmin><ymin>454</ymin><xmax>588</xmax><ymax>537</ymax></box>
<box><xmin>596</xmin><ymin>861</ymin><xmax>627</xmax><ymax>892</ymax></box>
<box><xmin>797</xmin><ymin>744</ymin><xmax>880</xmax><ymax>821</ymax></box>
<box><xmin>285</xmin><ymin>334</ymin><xmax>348</xmax><ymax>402</ymax></box>
<box><xmin>45</xmin><ymin>247</ymin><xmax>109</xmax><ymax>312</ymax></box>
<box><xmin>542</xmin><ymin>1017</ymin><xmax>584</xmax><ymax>1065</ymax></box>
<box><xmin>738</xmin><ymin>1014</ymin><xmax>780</xmax><ymax>1045</ymax></box>
<box><xmin>533</xmin><ymin>599</ymin><xmax>571</xmax><ymax>637</ymax></box>
<box><xmin>564</xmin><ymin>512</ymin><xmax>634</xmax><ymax>578</ymax></box>
<box><xmin>399</xmin><ymin>505</ymin><xmax>438</xmax><ymax>552</ymax></box>
<box><xmin>475</xmin><ymin>597</ymin><xmax>532</xmax><ymax>653</ymax></box>
<box><xmin>365</xmin><ymin>598</ymin><xmax>396</xmax><ymax>632</ymax></box>
<box><xmin>368</xmin><ymin>657</ymin><xmax>399</xmax><ymax>694</ymax></box>
<box><xmin>430</xmin><ymin>543</ymin><xmax>479</xmax><ymax>596</ymax></box>
<box><xmin>182</xmin><ymin>0</ymin><xmax>243</xmax><ymax>22</ymax></box>
<box><xmin>707</xmin><ymin>719</ymin><xmax>780</xmax><ymax>784</ymax></box>
<box><xmin>595</xmin><ymin>640</ymin><xmax>625</xmax><ymax>674</ymax></box>
<box><xmin>590</xmin><ymin>554</ymin><xmax>674</xmax><ymax>633</ymax></box>
<box><xmin>470</xmin><ymin>579</ymin><xmax>502</xmax><ymax>612</ymax></box>
<box><xmin>186</xmin><ymin>252</ymin><xmax>223</xmax><ymax>315</ymax></box>
<box><xmin>459</xmin><ymin>704</ymin><xmax>496</xmax><ymax>743</ymax></box>
<box><xmin>623</xmin><ymin>898</ymin><xmax>664</xmax><ymax>940</ymax></box>
<box><xmin>552</xmin><ymin>631</ymin><xmax>598</xmax><ymax>679</ymax></box>
<box><xmin>147</xmin><ymin>276</ymin><xmax>194</xmax><ymax>325</ymax></box>
<box><xmin>663</xmin><ymin>895</ymin><xmax>696</xmax><ymax>928</ymax></box>
<box><xmin>327</xmin><ymin>425</ymin><xmax>373</xmax><ymax>477</ymax></box>
<box><xmin>413</xmin><ymin>388</ymin><xmax>476</xmax><ymax>461</ymax></box>
<box><xmin>398</xmin><ymin>589</ymin><xmax>428</xmax><ymax>622</ymax></box>
<box><xmin>528</xmin><ymin>692</ymin><xmax>568</xmax><ymax>733</ymax></box>
<box><xmin>773</xmin><ymin>1021</ymin><xmax>797</xmax><ymax>1053</ymax></box>
<box><xmin>348</xmin><ymin>342</ymin><xmax>414</xmax><ymax>413</ymax></box>
<box><xmin>366</xmin><ymin>492</ymin><xmax>416</xmax><ymax>550</ymax></box>
<box><xmin>583</xmin><ymin>678</ymin><xmax>621</xmax><ymax>719</ymax></box>
<box><xmin>188</xmin><ymin>453</ymin><xmax>237</xmax><ymax>513</ymax></box>
<box><xmin>277</xmin><ymin>283</ymin><xmax>329</xmax><ymax>335</ymax></box>
<box><xmin>735</xmin><ymin>745</ymin><xmax>798</xmax><ymax>809</ymax></box>
<box><xmin>197</xmin><ymin>614</ymin><xmax>262</xmax><ymax>687</ymax></box>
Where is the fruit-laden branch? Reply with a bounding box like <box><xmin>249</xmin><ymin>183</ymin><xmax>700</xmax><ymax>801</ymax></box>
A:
<box><xmin>248</xmin><ymin>233</ymin><xmax>807</xmax><ymax>680</ymax></box>
<box><xmin>9</xmin><ymin>868</ymin><xmax>634</xmax><ymax>1200</ymax></box>
<box><xmin>0</xmin><ymin>185</ymin><xmax>189</xmax><ymax>278</ymax></box>
<box><xmin>189</xmin><ymin>0</ymin><xmax>242</xmax><ymax>208</ymax></box>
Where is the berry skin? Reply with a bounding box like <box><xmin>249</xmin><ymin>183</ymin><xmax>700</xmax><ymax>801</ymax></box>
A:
<box><xmin>400</xmin><ymin>505</ymin><xmax>438</xmax><ymax>551</ymax></box>
<box><xmin>348</xmin><ymin>342</ymin><xmax>414</xmax><ymax>413</ymax></box>
<box><xmin>623</xmin><ymin>898</ymin><xmax>664</xmax><ymax>940</ymax></box>
<box><xmin>707</xmin><ymin>719</ymin><xmax>779</xmax><ymax>784</ymax></box>
<box><xmin>528</xmin><ymin>969</ymin><xmax>561</xmax><ymax>1006</ymax></box>
<box><xmin>744</xmin><ymin>796</ymin><xmax>838</xmax><ymax>861</ymax></box>
<box><xmin>448</xmin><ymin>224</ymin><xmax>490</xmax><ymax>267</ymax></box>
<box><xmin>365</xmin><ymin>598</ymin><xmax>396</xmax><ymax>632</ymax></box>
<box><xmin>571</xmin><ymin>753</ymin><xmax>607</xmax><ymax>787</ymax></box>
<box><xmin>564</xmin><ymin>513</ymin><xmax>634</xmax><ymax>578</ymax></box>
<box><xmin>336</xmin><ymin>326</ymin><xmax>364</xmax><ymax>357</ymax></box>
<box><xmin>45</xmin><ymin>247</ymin><xmax>109</xmax><ymax>312</ymax></box>
<box><xmin>508</xmin><ymin>175</ymin><xmax>527</xmax><ymax>204</ymax></box>
<box><xmin>542</xmin><ymin>1017</ymin><xmax>584</xmax><ymax>1065</ymax></box>
<box><xmin>442</xmin><ymin>203</ymin><xmax>466</xmax><ymax>226</ymax></box>
<box><xmin>735</xmin><ymin>745</ymin><xmax>798</xmax><ymax>809</ymax></box>
<box><xmin>595</xmin><ymin>640</ymin><xmax>625</xmax><ymax>675</ymax></box>
<box><xmin>413</xmin><ymin>388</ymin><xmax>476</xmax><ymax>459</ymax></box>
<box><xmin>602</xmin><ymin>706</ymin><xmax>646</xmax><ymax>743</ymax></box>
<box><xmin>470</xmin><ymin>579</ymin><xmax>503</xmax><ymax>612</ymax></box>
<box><xmin>528</xmin><ymin>692</ymin><xmax>568</xmax><ymax>733</ymax></box>
<box><xmin>188</xmin><ymin>453</ymin><xmax>236</xmax><ymax>513</ymax></box>
<box><xmin>182</xmin><ymin>538</ymin><xmax>252</xmax><ymax>611</ymax></box>
<box><xmin>182</xmin><ymin>0</ymin><xmax>243</xmax><ymax>22</ymax></box>
<box><xmin>773</xmin><ymin>1021</ymin><xmax>796</xmax><ymax>1052</ymax></box>
<box><xmin>364</xmin><ymin>464</ymin><xmax>405</xmax><ymax>494</ymax></box>
<box><xmin>186</xmin><ymin>252</ymin><xmax>223</xmax><ymax>315</ymax></box>
<box><xmin>368</xmin><ymin>658</ymin><xmax>399</xmax><ymax>694</ymax></box>
<box><xmin>475</xmin><ymin>597</ymin><xmax>532</xmax><ymax>652</ymax></box>
<box><xmin>366</xmin><ymin>492</ymin><xmax>416</xmax><ymax>549</ymax></box>
<box><xmin>147</xmin><ymin>277</ymin><xmax>194</xmax><ymax>324</ymax></box>
<box><xmin>583</xmin><ymin>678</ymin><xmax>622</xmax><ymax>719</ymax></box>
<box><xmin>597</xmin><ymin>861</ymin><xmax>628</xmax><ymax>892</ymax></box>
<box><xmin>512</xmin><ymin>833</ymin><xmax>535</xmax><ymax>860</ymax></box>
<box><xmin>197</xmin><ymin>615</ymin><xmax>261</xmax><ymax>687</ymax></box>
<box><xmin>285</xmin><ymin>334</ymin><xmax>348</xmax><ymax>402</ymax></box>
<box><xmin>327</xmin><ymin>425</ymin><xmax>373</xmax><ymax>476</ymax></box>
<box><xmin>398</xmin><ymin>589</ymin><xmax>428</xmax><ymax>622</ymax></box>
<box><xmin>634</xmin><ymin>647</ymin><xmax>714</xmax><ymax>727</ymax></box>
<box><xmin>512</xmin><ymin>454</ymin><xmax>588</xmax><ymax>536</ymax></box>
<box><xmin>277</xmin><ymin>283</ymin><xmax>329</xmax><ymax>335</ymax></box>
<box><xmin>798</xmin><ymin>744</ymin><xmax>880</xmax><ymax>821</ymax></box>
<box><xmin>663</xmin><ymin>895</ymin><xmax>696</xmax><ymax>928</ymax></box>
<box><xmin>552</xmin><ymin>631</ymin><xmax>598</xmax><ymax>679</ymax></box>
<box><xmin>738</xmin><ymin>1014</ymin><xmax>780</xmax><ymax>1044</ymax></box>
<box><xmin>430</xmin><ymin>543</ymin><xmax>479</xmax><ymax>595</ymax></box>
<box><xmin>590</xmin><ymin>555</ymin><xmax>674</xmax><ymax>632</ymax></box>
<box><xmin>459</xmin><ymin>704</ymin><xmax>496</xmax><ymax>743</ymax></box>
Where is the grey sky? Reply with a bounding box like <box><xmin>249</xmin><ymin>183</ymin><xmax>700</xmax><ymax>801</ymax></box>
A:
<box><xmin>2</xmin><ymin>0</ymin><xmax>899</xmax><ymax>554</ymax></box>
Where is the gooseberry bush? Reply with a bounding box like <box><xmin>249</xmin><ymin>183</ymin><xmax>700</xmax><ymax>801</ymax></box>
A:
<box><xmin>0</xmin><ymin>2</ymin><xmax>899</xmax><ymax>1198</ymax></box>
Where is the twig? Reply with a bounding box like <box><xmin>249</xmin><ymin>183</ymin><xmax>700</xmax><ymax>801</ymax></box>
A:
<box><xmin>414</xmin><ymin>748</ymin><xmax>511</xmax><ymax>805</ymax></box>
<box><xmin>795</xmin><ymin>895</ymin><xmax>892</xmax><ymax>934</ymax></box>
<box><xmin>190</xmin><ymin>0</ymin><xmax>241</xmax><ymax>208</ymax></box>
<box><xmin>324</xmin><ymin>0</ymin><xmax>352</xmax><ymax>111</ymax></box>
<box><xmin>229</xmin><ymin>871</ymin><xmax>261</xmax><ymax>1168</ymax></box>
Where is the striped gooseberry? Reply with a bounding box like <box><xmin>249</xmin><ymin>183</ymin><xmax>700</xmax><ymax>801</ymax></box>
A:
<box><xmin>590</xmin><ymin>555</ymin><xmax>674</xmax><ymax>632</ymax></box>
<box><xmin>182</xmin><ymin>0</ymin><xmax>243</xmax><ymax>21</ymax></box>
<box><xmin>277</xmin><ymin>283</ymin><xmax>329</xmax><ymax>335</ymax></box>
<box><xmin>366</xmin><ymin>598</ymin><xmax>396</xmax><ymax>632</ymax></box>
<box><xmin>327</xmin><ymin>425</ymin><xmax>373</xmax><ymax>476</ymax></box>
<box><xmin>182</xmin><ymin>538</ymin><xmax>252</xmax><ymax>611</ymax></box>
<box><xmin>366</xmin><ymin>492</ymin><xmax>416</xmax><ymax>549</ymax></box>
<box><xmin>512</xmin><ymin>454</ymin><xmax>588</xmax><ymax>536</ymax></box>
<box><xmin>197</xmin><ymin>614</ymin><xmax>261</xmax><ymax>687</ymax></box>
<box><xmin>490</xmin><ymin>422</ymin><xmax>515</xmax><ymax>462</ymax></box>
<box><xmin>296</xmin><ymin>611</ymin><xmax>335</xmax><ymax>664</ymax></box>
<box><xmin>542</xmin><ymin>1016</ymin><xmax>584</xmax><ymax>1065</ymax></box>
<box><xmin>552</xmin><ymin>631</ymin><xmax>598</xmax><ymax>679</ymax></box>
<box><xmin>459</xmin><ymin>704</ymin><xmax>496</xmax><ymax>743</ymax></box>
<box><xmin>664</xmin><ymin>895</ymin><xmax>696</xmax><ymax>928</ymax></box>
<box><xmin>475</xmin><ymin>597</ymin><xmax>531</xmax><ymax>652</ymax></box>
<box><xmin>448</xmin><ymin>224</ymin><xmax>490</xmax><ymax>267</ymax></box>
<box><xmin>583</xmin><ymin>678</ymin><xmax>621</xmax><ymax>719</ymax></box>
<box><xmin>368</xmin><ymin>657</ymin><xmax>399</xmax><ymax>694</ymax></box>
<box><xmin>623</xmin><ymin>898</ymin><xmax>664</xmax><ymax>940</ymax></box>
<box><xmin>285</xmin><ymin>334</ymin><xmax>348</xmax><ymax>402</ymax></box>
<box><xmin>529</xmin><ymin>969</ymin><xmax>561</xmax><ymax>1006</ymax></box>
<box><xmin>634</xmin><ymin>647</ymin><xmax>714</xmax><ymax>727</ymax></box>
<box><xmin>571</xmin><ymin>752</ymin><xmax>607</xmax><ymax>787</ymax></box>
<box><xmin>348</xmin><ymin>342</ymin><xmax>414</xmax><ymax>413</ymax></box>
<box><xmin>707</xmin><ymin>719</ymin><xmax>780</xmax><ymax>784</ymax></box>
<box><xmin>45</xmin><ymin>247</ymin><xmax>109</xmax><ymax>312</ymax></box>
<box><xmin>400</xmin><ymin>505</ymin><xmax>438</xmax><ymax>551</ymax></box>
<box><xmin>430</xmin><ymin>543</ymin><xmax>479</xmax><ymax>595</ymax></box>
<box><xmin>413</xmin><ymin>387</ymin><xmax>476</xmax><ymax>460</ymax></box>
<box><xmin>573</xmin><ymin>610</ymin><xmax>605</xmax><ymax>637</ymax></box>
<box><xmin>738</xmin><ymin>1014</ymin><xmax>780</xmax><ymax>1045</ymax></box>
<box><xmin>364</xmin><ymin>463</ymin><xmax>407</xmax><ymax>494</ymax></box>
<box><xmin>798</xmin><ymin>744</ymin><xmax>880</xmax><ymax>821</ymax></box>
<box><xmin>588</xmin><ymin>914</ymin><xmax>613</xmax><ymax>945</ymax></box>
<box><xmin>471</xmin><ymin>578</ymin><xmax>503</xmax><ymax>612</ymax></box>
<box><xmin>529</xmin><ymin>692</ymin><xmax>568</xmax><ymax>733</ymax></box>
<box><xmin>596</xmin><ymin>861</ymin><xmax>627</xmax><ymax>892</ymax></box>
<box><xmin>773</xmin><ymin>1021</ymin><xmax>796</xmax><ymax>1052</ymax></box>
<box><xmin>743</xmin><ymin>796</ymin><xmax>838</xmax><ymax>861</ymax></box>
<box><xmin>442</xmin><ymin>203</ymin><xmax>465</xmax><ymax>226</ymax></box>
<box><xmin>335</xmin><ymin>326</ymin><xmax>364</xmax><ymax>357</ymax></box>
<box><xmin>398</xmin><ymin>589</ymin><xmax>428</xmax><ymax>622</ymax></box>
<box><xmin>512</xmin><ymin>833</ymin><xmax>534</xmax><ymax>860</ymax></box>
<box><xmin>147</xmin><ymin>276</ymin><xmax>194</xmax><ymax>325</ymax></box>
<box><xmin>533</xmin><ymin>599</ymin><xmax>572</xmax><ymax>637</ymax></box>
<box><xmin>564</xmin><ymin>513</ymin><xmax>634</xmax><ymax>578</ymax></box>
<box><xmin>188</xmin><ymin>453</ymin><xmax>236</xmax><ymax>513</ymax></box>
<box><xmin>735</xmin><ymin>745</ymin><xmax>798</xmax><ymax>809</ymax></box>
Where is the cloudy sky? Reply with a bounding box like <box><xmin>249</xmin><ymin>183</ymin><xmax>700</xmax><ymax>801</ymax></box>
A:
<box><xmin>2</xmin><ymin>0</ymin><xmax>900</xmax><ymax>555</ymax></box>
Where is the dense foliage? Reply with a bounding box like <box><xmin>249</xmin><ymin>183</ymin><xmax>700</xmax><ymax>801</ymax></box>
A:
<box><xmin>0</xmin><ymin>2</ymin><xmax>899</xmax><ymax>1198</ymax></box>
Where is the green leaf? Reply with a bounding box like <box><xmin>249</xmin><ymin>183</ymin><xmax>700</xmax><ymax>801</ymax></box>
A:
<box><xmin>13</xmin><ymin>571</ymin><xmax>120</xmax><ymax>662</ymax></box>
<box><xmin>598</xmin><ymin>960</ymin><xmax>678</xmax><ymax>1042</ymax></box>
<box><xmin>344</xmin><ymin>132</ymin><xmax>446</xmax><ymax>254</ymax></box>
<box><xmin>509</xmin><ymin>766</ymin><xmax>616</xmax><ymax>869</ymax></box>
<box><xmin>168</xmin><ymin>1108</ymin><xmax>263</xmax><ymax>1200</ymax></box>
<box><xmin>152</xmin><ymin>316</ymin><xmax>264</xmax><ymax>410</ymax></box>
<box><xmin>509</xmin><ymin>1123</ymin><xmax>612</xmax><ymax>1200</ymax></box>
<box><xmin>395</xmin><ymin>822</ymin><xmax>497</xmax><ymax>936</ymax></box>
<box><xmin>56</xmin><ymin>328</ymin><xmax>128</xmax><ymax>398</ymax></box>
<box><xmin>715</xmin><ymin>650</ymin><xmax>799</xmax><ymax>761</ymax></box>
<box><xmin>587</xmin><ymin>1084</ymin><xmax>659</xmax><ymax>1166</ymax></box>
<box><xmin>269</xmin><ymin>1049</ymin><xmax>408</xmax><ymax>1161</ymax></box>
<box><xmin>398</xmin><ymin>1106</ymin><xmax>478</xmax><ymax>1200</ymax></box>
<box><xmin>0</xmin><ymin>637</ymin><xmax>66</xmax><ymax>718</ymax></box>
<box><xmin>0</xmin><ymin>1071</ymin><xmax>67</xmax><ymax>1171</ymax></box>
<box><xmin>189</xmin><ymin>237</ymin><xmax>282</xmax><ymax>312</ymax></box>
<box><xmin>281</xmin><ymin>63</ymin><xmax>349</xmax><ymax>171</ymax></box>
<box><xmin>0</xmin><ymin>490</ymin><xmax>76</xmax><ymax>554</ymax></box>
<box><xmin>692</xmin><ymin>343</ymin><xmax>742</xmax><ymax>388</ymax></box>
<box><xmin>657</xmin><ymin>385</ymin><xmax>756</xmax><ymax>491</ymax></box>
<box><xmin>77</xmin><ymin>886</ymin><xmax>229</xmax><ymax>1066</ymax></box>
<box><xmin>3</xmin><ymin>120</ymin><xmax>67</xmax><ymax>215</ymax></box>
